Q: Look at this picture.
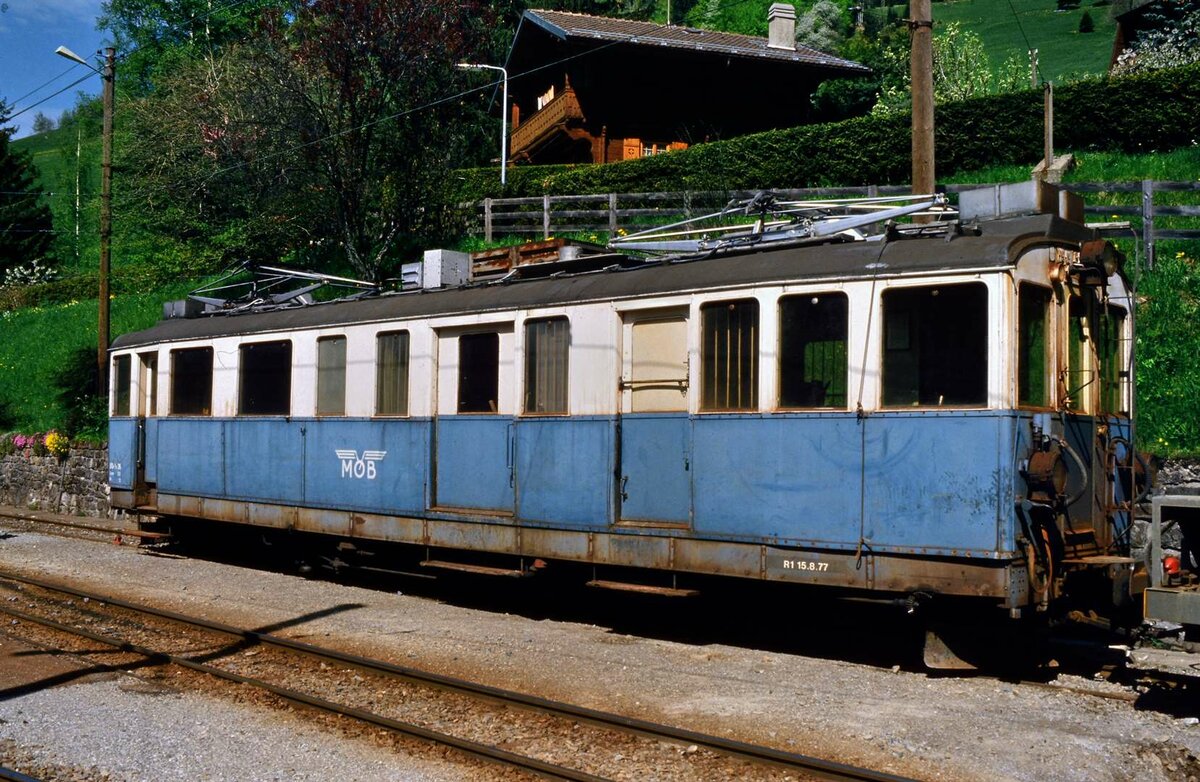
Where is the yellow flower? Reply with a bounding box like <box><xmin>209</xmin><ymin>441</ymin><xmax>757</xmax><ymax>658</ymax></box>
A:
<box><xmin>44</xmin><ymin>431</ymin><xmax>70</xmax><ymax>458</ymax></box>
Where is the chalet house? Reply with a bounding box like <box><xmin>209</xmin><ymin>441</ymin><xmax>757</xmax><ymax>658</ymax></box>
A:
<box><xmin>503</xmin><ymin>5</ymin><xmax>869</xmax><ymax>166</ymax></box>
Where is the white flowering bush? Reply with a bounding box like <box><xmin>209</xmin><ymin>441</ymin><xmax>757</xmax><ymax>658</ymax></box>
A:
<box><xmin>1</xmin><ymin>260</ymin><xmax>58</xmax><ymax>289</ymax></box>
<box><xmin>1112</xmin><ymin>4</ymin><xmax>1200</xmax><ymax>75</ymax></box>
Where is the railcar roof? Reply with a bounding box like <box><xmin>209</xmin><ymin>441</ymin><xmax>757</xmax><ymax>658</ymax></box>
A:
<box><xmin>113</xmin><ymin>213</ymin><xmax>1092</xmax><ymax>350</ymax></box>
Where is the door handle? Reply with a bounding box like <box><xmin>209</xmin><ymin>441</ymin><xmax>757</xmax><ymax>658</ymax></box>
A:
<box><xmin>620</xmin><ymin>475</ymin><xmax>629</xmax><ymax>501</ymax></box>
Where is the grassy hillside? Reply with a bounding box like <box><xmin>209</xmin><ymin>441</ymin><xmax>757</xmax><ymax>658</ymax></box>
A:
<box><xmin>12</xmin><ymin>124</ymin><xmax>103</xmax><ymax>275</ymax></box>
<box><xmin>935</xmin><ymin>0</ymin><xmax>1118</xmax><ymax>84</ymax></box>
<box><xmin>0</xmin><ymin>283</ymin><xmax>194</xmax><ymax>436</ymax></box>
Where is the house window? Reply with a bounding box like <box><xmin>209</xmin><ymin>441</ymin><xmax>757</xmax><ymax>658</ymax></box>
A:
<box><xmin>779</xmin><ymin>293</ymin><xmax>848</xmax><ymax>408</ymax></box>
<box><xmin>701</xmin><ymin>299</ymin><xmax>758</xmax><ymax>411</ymax></box>
<box><xmin>882</xmin><ymin>283</ymin><xmax>987</xmax><ymax>407</ymax></box>
<box><xmin>524</xmin><ymin>318</ymin><xmax>569</xmax><ymax>414</ymax></box>
<box><xmin>170</xmin><ymin>347</ymin><xmax>213</xmax><ymax>416</ymax></box>
<box><xmin>238</xmin><ymin>340</ymin><xmax>292</xmax><ymax>416</ymax></box>
<box><xmin>376</xmin><ymin>331</ymin><xmax>410</xmax><ymax>416</ymax></box>
<box><xmin>112</xmin><ymin>355</ymin><xmax>131</xmax><ymax>416</ymax></box>
<box><xmin>1018</xmin><ymin>284</ymin><xmax>1052</xmax><ymax>408</ymax></box>
<box><xmin>458</xmin><ymin>332</ymin><xmax>500</xmax><ymax>414</ymax></box>
<box><xmin>316</xmin><ymin>336</ymin><xmax>346</xmax><ymax>416</ymax></box>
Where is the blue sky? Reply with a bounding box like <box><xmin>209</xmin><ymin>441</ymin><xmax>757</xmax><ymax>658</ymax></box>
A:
<box><xmin>1</xmin><ymin>0</ymin><xmax>108</xmax><ymax>138</ymax></box>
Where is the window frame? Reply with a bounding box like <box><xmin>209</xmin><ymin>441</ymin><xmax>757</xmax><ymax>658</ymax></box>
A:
<box><xmin>237</xmin><ymin>339</ymin><xmax>293</xmax><ymax>417</ymax></box>
<box><xmin>879</xmin><ymin>281</ymin><xmax>990</xmax><ymax>409</ymax></box>
<box><xmin>523</xmin><ymin>316</ymin><xmax>570</xmax><ymax>416</ymax></box>
<box><xmin>699</xmin><ymin>297</ymin><xmax>760</xmax><ymax>413</ymax></box>
<box><xmin>374</xmin><ymin>330</ymin><xmax>411</xmax><ymax>418</ymax></box>
<box><xmin>315</xmin><ymin>335</ymin><xmax>347</xmax><ymax>417</ymax></box>
<box><xmin>112</xmin><ymin>354</ymin><xmax>132</xmax><ymax>416</ymax></box>
<box><xmin>456</xmin><ymin>331</ymin><xmax>501</xmax><ymax>415</ymax></box>
<box><xmin>1017</xmin><ymin>283</ymin><xmax>1054</xmax><ymax>410</ymax></box>
<box><xmin>168</xmin><ymin>346</ymin><xmax>214</xmax><ymax>417</ymax></box>
<box><xmin>777</xmin><ymin>291</ymin><xmax>849</xmax><ymax>410</ymax></box>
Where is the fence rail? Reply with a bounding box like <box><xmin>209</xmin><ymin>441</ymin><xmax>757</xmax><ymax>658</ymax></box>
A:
<box><xmin>471</xmin><ymin>181</ymin><xmax>1200</xmax><ymax>269</ymax></box>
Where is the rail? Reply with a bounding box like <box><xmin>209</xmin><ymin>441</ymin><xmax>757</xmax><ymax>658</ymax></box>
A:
<box><xmin>0</xmin><ymin>570</ymin><xmax>918</xmax><ymax>782</ymax></box>
<box><xmin>471</xmin><ymin>180</ymin><xmax>1200</xmax><ymax>269</ymax></box>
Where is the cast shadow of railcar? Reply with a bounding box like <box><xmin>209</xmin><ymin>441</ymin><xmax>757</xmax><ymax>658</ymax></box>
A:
<box><xmin>165</xmin><ymin>520</ymin><xmax>927</xmax><ymax>671</ymax></box>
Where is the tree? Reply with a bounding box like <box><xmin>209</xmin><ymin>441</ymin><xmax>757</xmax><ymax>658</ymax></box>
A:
<box><xmin>31</xmin><ymin>112</ymin><xmax>55</xmax><ymax>134</ymax></box>
<box><xmin>796</xmin><ymin>0</ymin><xmax>846</xmax><ymax>54</ymax></box>
<box><xmin>1079</xmin><ymin>11</ymin><xmax>1095</xmax><ymax>33</ymax></box>
<box><xmin>872</xmin><ymin>22</ymin><xmax>1029</xmax><ymax>115</ymax></box>
<box><xmin>118</xmin><ymin>0</ymin><xmax>492</xmax><ymax>280</ymax></box>
<box><xmin>0</xmin><ymin>99</ymin><xmax>55</xmax><ymax>277</ymax></box>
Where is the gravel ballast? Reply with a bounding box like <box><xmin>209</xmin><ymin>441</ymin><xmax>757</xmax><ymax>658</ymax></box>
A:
<box><xmin>0</xmin><ymin>523</ymin><xmax>1197</xmax><ymax>781</ymax></box>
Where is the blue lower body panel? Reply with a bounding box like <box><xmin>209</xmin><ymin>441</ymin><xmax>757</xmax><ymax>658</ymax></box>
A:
<box><xmin>619</xmin><ymin>415</ymin><xmax>691</xmax><ymax>524</ymax></box>
<box><xmin>435</xmin><ymin>416</ymin><xmax>513</xmax><ymax>512</ymax></box>
<box><xmin>516</xmin><ymin>417</ymin><xmax>614</xmax><ymax>528</ymax></box>
<box><xmin>108</xmin><ymin>418</ymin><xmax>139</xmax><ymax>490</ymax></box>
<box><xmin>130</xmin><ymin>412</ymin><xmax>1025</xmax><ymax>558</ymax></box>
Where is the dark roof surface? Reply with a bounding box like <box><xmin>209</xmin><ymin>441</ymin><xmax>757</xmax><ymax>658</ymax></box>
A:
<box><xmin>521</xmin><ymin>9</ymin><xmax>869</xmax><ymax>74</ymax></box>
<box><xmin>112</xmin><ymin>214</ymin><xmax>1090</xmax><ymax>350</ymax></box>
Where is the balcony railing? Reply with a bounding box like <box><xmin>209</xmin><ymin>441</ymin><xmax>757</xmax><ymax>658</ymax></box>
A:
<box><xmin>511</xmin><ymin>87</ymin><xmax>585</xmax><ymax>159</ymax></box>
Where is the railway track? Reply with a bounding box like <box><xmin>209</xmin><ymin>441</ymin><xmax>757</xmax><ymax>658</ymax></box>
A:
<box><xmin>0</xmin><ymin>570</ymin><xmax>912</xmax><ymax>782</ymax></box>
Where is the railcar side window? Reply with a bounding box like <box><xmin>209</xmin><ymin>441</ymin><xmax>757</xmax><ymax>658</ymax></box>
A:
<box><xmin>701</xmin><ymin>299</ymin><xmax>759</xmax><ymax>411</ymax></box>
<box><xmin>238</xmin><ymin>340</ymin><xmax>292</xmax><ymax>416</ymax></box>
<box><xmin>458</xmin><ymin>332</ymin><xmax>500</xmax><ymax>414</ymax></box>
<box><xmin>1101</xmin><ymin>305</ymin><xmax>1128</xmax><ymax>414</ymax></box>
<box><xmin>316</xmin><ymin>336</ymin><xmax>347</xmax><ymax>416</ymax></box>
<box><xmin>882</xmin><ymin>283</ymin><xmax>987</xmax><ymax>407</ymax></box>
<box><xmin>524</xmin><ymin>318</ymin><xmax>569</xmax><ymax>414</ymax></box>
<box><xmin>1065</xmin><ymin>297</ymin><xmax>1092</xmax><ymax>412</ymax></box>
<box><xmin>375</xmin><ymin>331</ymin><xmax>410</xmax><ymax>416</ymax></box>
<box><xmin>112</xmin><ymin>355</ymin><xmax>132</xmax><ymax>416</ymax></box>
<box><xmin>170</xmin><ymin>347</ymin><xmax>213</xmax><ymax>415</ymax></box>
<box><xmin>1018</xmin><ymin>284</ymin><xmax>1052</xmax><ymax>408</ymax></box>
<box><xmin>779</xmin><ymin>293</ymin><xmax>848</xmax><ymax>408</ymax></box>
<box><xmin>139</xmin><ymin>353</ymin><xmax>158</xmax><ymax>417</ymax></box>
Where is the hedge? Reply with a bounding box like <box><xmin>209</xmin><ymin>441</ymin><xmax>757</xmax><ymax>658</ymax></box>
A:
<box><xmin>455</xmin><ymin>62</ymin><xmax>1200</xmax><ymax>200</ymax></box>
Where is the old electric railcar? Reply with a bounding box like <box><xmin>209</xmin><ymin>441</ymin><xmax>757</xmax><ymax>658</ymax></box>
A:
<box><xmin>107</xmin><ymin>200</ymin><xmax>1139</xmax><ymax>617</ymax></box>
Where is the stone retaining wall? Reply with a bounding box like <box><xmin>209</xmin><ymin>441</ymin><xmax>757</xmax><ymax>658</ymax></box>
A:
<box><xmin>0</xmin><ymin>446</ymin><xmax>110</xmax><ymax>517</ymax></box>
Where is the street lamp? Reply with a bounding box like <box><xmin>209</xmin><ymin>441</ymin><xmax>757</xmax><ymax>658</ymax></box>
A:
<box><xmin>56</xmin><ymin>45</ymin><xmax>115</xmax><ymax>394</ymax></box>
<box><xmin>457</xmin><ymin>63</ymin><xmax>508</xmax><ymax>187</ymax></box>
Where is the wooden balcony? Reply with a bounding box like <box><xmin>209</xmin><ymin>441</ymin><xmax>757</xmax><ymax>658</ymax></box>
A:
<box><xmin>511</xmin><ymin>86</ymin><xmax>586</xmax><ymax>160</ymax></box>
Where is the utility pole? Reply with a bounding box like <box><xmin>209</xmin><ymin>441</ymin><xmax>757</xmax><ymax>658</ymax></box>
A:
<box><xmin>1043</xmin><ymin>81</ymin><xmax>1054</xmax><ymax>173</ymax></box>
<box><xmin>1029</xmin><ymin>49</ymin><xmax>1038</xmax><ymax>89</ymax></box>
<box><xmin>74</xmin><ymin>127</ymin><xmax>81</xmax><ymax>263</ymax></box>
<box><xmin>55</xmin><ymin>43</ymin><xmax>116</xmax><ymax>396</ymax></box>
<box><xmin>910</xmin><ymin>0</ymin><xmax>935</xmax><ymax>205</ymax></box>
<box><xmin>99</xmin><ymin>47</ymin><xmax>115</xmax><ymax>395</ymax></box>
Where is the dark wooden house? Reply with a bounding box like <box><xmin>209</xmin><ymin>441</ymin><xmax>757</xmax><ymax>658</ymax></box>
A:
<box><xmin>503</xmin><ymin>5</ymin><xmax>869</xmax><ymax>165</ymax></box>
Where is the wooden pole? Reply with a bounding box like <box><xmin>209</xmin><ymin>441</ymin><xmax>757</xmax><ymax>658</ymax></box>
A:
<box><xmin>1043</xmin><ymin>82</ymin><xmax>1054</xmax><ymax>173</ymax></box>
<box><xmin>910</xmin><ymin>0</ymin><xmax>935</xmax><ymax>203</ymax></box>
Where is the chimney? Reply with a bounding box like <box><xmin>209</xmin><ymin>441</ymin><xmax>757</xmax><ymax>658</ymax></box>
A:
<box><xmin>768</xmin><ymin>3</ymin><xmax>796</xmax><ymax>50</ymax></box>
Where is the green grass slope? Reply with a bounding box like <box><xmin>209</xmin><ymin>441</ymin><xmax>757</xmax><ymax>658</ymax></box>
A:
<box><xmin>932</xmin><ymin>0</ymin><xmax>1117</xmax><ymax>83</ymax></box>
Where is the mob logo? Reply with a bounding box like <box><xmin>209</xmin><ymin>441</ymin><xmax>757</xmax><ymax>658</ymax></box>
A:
<box><xmin>335</xmin><ymin>449</ymin><xmax>387</xmax><ymax>480</ymax></box>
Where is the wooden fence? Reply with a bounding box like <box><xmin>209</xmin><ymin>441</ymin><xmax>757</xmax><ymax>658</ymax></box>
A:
<box><xmin>471</xmin><ymin>181</ymin><xmax>1200</xmax><ymax>269</ymax></box>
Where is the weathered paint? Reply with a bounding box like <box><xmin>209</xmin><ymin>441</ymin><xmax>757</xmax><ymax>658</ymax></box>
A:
<box><xmin>618</xmin><ymin>414</ymin><xmax>691</xmax><ymax>525</ymax></box>
<box><xmin>128</xmin><ymin>413</ymin><xmax>1029</xmax><ymax>558</ymax></box>
<box><xmin>435</xmin><ymin>416</ymin><xmax>513</xmax><ymax>512</ymax></box>
<box><xmin>108</xmin><ymin>418</ymin><xmax>138</xmax><ymax>489</ymax></box>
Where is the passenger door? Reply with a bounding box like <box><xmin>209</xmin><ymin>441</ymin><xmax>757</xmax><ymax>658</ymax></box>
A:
<box><xmin>433</xmin><ymin>327</ymin><xmax>516</xmax><ymax>514</ymax></box>
<box><xmin>616</xmin><ymin>313</ymin><xmax>692</xmax><ymax>527</ymax></box>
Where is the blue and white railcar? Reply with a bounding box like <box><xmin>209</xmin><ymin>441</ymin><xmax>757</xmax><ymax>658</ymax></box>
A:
<box><xmin>108</xmin><ymin>184</ymin><xmax>1140</xmax><ymax>617</ymax></box>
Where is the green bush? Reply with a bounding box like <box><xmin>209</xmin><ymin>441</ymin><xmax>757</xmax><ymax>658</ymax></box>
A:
<box><xmin>455</xmin><ymin>62</ymin><xmax>1200</xmax><ymax>199</ymax></box>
